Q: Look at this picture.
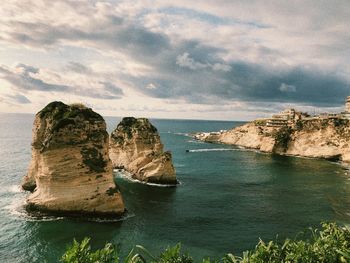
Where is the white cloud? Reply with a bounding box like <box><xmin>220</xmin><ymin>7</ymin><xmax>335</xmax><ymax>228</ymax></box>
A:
<box><xmin>176</xmin><ymin>52</ymin><xmax>231</xmax><ymax>71</ymax></box>
<box><xmin>176</xmin><ymin>52</ymin><xmax>207</xmax><ymax>70</ymax></box>
<box><xmin>0</xmin><ymin>0</ymin><xmax>349</xmax><ymax>119</ymax></box>
<box><xmin>279</xmin><ymin>83</ymin><xmax>297</xmax><ymax>93</ymax></box>
<box><xmin>146</xmin><ymin>83</ymin><xmax>157</xmax><ymax>90</ymax></box>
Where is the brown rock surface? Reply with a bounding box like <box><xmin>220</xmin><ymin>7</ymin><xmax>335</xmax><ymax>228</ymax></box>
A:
<box><xmin>109</xmin><ymin>117</ymin><xmax>177</xmax><ymax>185</ymax></box>
<box><xmin>194</xmin><ymin>118</ymin><xmax>350</xmax><ymax>162</ymax></box>
<box><xmin>22</xmin><ymin>101</ymin><xmax>125</xmax><ymax>216</ymax></box>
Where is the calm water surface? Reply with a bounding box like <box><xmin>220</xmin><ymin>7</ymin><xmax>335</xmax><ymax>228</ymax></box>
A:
<box><xmin>1</xmin><ymin>113</ymin><xmax>350</xmax><ymax>262</ymax></box>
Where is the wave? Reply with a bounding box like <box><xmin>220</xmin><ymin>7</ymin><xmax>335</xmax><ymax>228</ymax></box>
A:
<box><xmin>187</xmin><ymin>148</ymin><xmax>236</xmax><ymax>153</ymax></box>
<box><xmin>114</xmin><ymin>169</ymin><xmax>179</xmax><ymax>187</ymax></box>
<box><xmin>160</xmin><ymin>131</ymin><xmax>189</xmax><ymax>136</ymax></box>
<box><xmin>173</xmin><ymin>132</ymin><xmax>189</xmax><ymax>136</ymax></box>
<box><xmin>5</xmin><ymin>197</ymin><xmax>134</xmax><ymax>222</ymax></box>
<box><xmin>3</xmin><ymin>196</ymin><xmax>66</xmax><ymax>221</ymax></box>
<box><xmin>85</xmin><ymin>212</ymin><xmax>135</xmax><ymax>223</ymax></box>
<box><xmin>187</xmin><ymin>140</ymin><xmax>205</xmax><ymax>144</ymax></box>
<box><xmin>4</xmin><ymin>186</ymin><xmax>132</xmax><ymax>222</ymax></box>
<box><xmin>6</xmin><ymin>184</ymin><xmax>22</xmax><ymax>193</ymax></box>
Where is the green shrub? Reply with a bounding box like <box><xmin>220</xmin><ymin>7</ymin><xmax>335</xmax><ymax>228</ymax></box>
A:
<box><xmin>273</xmin><ymin>126</ymin><xmax>292</xmax><ymax>150</ymax></box>
<box><xmin>61</xmin><ymin>238</ymin><xmax>119</xmax><ymax>263</ymax></box>
<box><xmin>253</xmin><ymin>120</ymin><xmax>267</xmax><ymax>126</ymax></box>
<box><xmin>61</xmin><ymin>222</ymin><xmax>350</xmax><ymax>263</ymax></box>
<box><xmin>295</xmin><ymin>120</ymin><xmax>303</xmax><ymax>131</ymax></box>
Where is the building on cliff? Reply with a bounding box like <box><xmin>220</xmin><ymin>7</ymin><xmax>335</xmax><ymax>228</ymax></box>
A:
<box><xmin>339</xmin><ymin>96</ymin><xmax>350</xmax><ymax>119</ymax></box>
<box><xmin>263</xmin><ymin>96</ymin><xmax>350</xmax><ymax>127</ymax></box>
<box><xmin>266</xmin><ymin>109</ymin><xmax>303</xmax><ymax>127</ymax></box>
<box><xmin>346</xmin><ymin>96</ymin><xmax>350</xmax><ymax>112</ymax></box>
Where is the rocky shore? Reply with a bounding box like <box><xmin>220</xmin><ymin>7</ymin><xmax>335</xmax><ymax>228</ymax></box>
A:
<box><xmin>109</xmin><ymin>117</ymin><xmax>177</xmax><ymax>185</ymax></box>
<box><xmin>194</xmin><ymin>118</ymin><xmax>350</xmax><ymax>162</ymax></box>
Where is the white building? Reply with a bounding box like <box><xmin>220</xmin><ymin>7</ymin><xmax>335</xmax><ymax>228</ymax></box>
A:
<box><xmin>346</xmin><ymin>96</ymin><xmax>350</xmax><ymax>113</ymax></box>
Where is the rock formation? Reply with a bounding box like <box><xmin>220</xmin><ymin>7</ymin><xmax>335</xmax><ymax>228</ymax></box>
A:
<box><xmin>109</xmin><ymin>117</ymin><xmax>177</xmax><ymax>185</ymax></box>
<box><xmin>194</xmin><ymin>118</ymin><xmax>350</xmax><ymax>162</ymax></box>
<box><xmin>22</xmin><ymin>101</ymin><xmax>125</xmax><ymax>216</ymax></box>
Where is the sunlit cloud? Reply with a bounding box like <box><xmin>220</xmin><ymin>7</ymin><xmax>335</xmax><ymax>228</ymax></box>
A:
<box><xmin>0</xmin><ymin>0</ymin><xmax>349</xmax><ymax>120</ymax></box>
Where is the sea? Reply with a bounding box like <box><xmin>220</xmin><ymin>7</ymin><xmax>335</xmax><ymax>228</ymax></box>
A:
<box><xmin>1</xmin><ymin>113</ymin><xmax>350</xmax><ymax>262</ymax></box>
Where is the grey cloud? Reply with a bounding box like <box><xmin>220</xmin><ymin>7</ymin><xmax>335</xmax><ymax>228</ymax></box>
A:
<box><xmin>16</xmin><ymin>63</ymin><xmax>39</xmax><ymax>75</ymax></box>
<box><xmin>0</xmin><ymin>65</ymin><xmax>70</xmax><ymax>92</ymax></box>
<box><xmin>4</xmin><ymin>17</ymin><xmax>349</xmax><ymax>107</ymax></box>
<box><xmin>1</xmin><ymin>1</ymin><xmax>349</xmax><ymax>110</ymax></box>
<box><xmin>128</xmin><ymin>59</ymin><xmax>350</xmax><ymax>107</ymax></box>
<box><xmin>99</xmin><ymin>81</ymin><xmax>124</xmax><ymax>97</ymax></box>
<box><xmin>5</xmin><ymin>18</ymin><xmax>170</xmax><ymax>57</ymax></box>
<box><xmin>6</xmin><ymin>93</ymin><xmax>31</xmax><ymax>104</ymax></box>
<box><xmin>0</xmin><ymin>64</ymin><xmax>124</xmax><ymax>100</ymax></box>
<box><xmin>66</xmin><ymin>62</ymin><xmax>92</xmax><ymax>74</ymax></box>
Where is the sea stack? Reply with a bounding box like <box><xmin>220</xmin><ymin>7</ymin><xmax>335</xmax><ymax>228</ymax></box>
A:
<box><xmin>22</xmin><ymin>101</ymin><xmax>125</xmax><ymax>216</ymax></box>
<box><xmin>109</xmin><ymin>117</ymin><xmax>177</xmax><ymax>185</ymax></box>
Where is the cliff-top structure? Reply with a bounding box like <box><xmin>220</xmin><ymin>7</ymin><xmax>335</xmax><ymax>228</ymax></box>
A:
<box><xmin>195</xmin><ymin>97</ymin><xmax>350</xmax><ymax>162</ymax></box>
<box><xmin>22</xmin><ymin>101</ymin><xmax>125</xmax><ymax>216</ymax></box>
<box><xmin>109</xmin><ymin>117</ymin><xmax>177</xmax><ymax>185</ymax></box>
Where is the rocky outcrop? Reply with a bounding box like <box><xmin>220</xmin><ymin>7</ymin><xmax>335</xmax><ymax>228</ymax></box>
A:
<box><xmin>195</xmin><ymin>118</ymin><xmax>350</xmax><ymax>162</ymax></box>
<box><xmin>109</xmin><ymin>117</ymin><xmax>177</xmax><ymax>185</ymax></box>
<box><xmin>22</xmin><ymin>101</ymin><xmax>125</xmax><ymax>216</ymax></box>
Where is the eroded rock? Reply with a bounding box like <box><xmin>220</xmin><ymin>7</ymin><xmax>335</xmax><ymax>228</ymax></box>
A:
<box><xmin>22</xmin><ymin>101</ymin><xmax>125</xmax><ymax>217</ymax></box>
<box><xmin>109</xmin><ymin>117</ymin><xmax>177</xmax><ymax>185</ymax></box>
<box><xmin>194</xmin><ymin>118</ymin><xmax>350</xmax><ymax>162</ymax></box>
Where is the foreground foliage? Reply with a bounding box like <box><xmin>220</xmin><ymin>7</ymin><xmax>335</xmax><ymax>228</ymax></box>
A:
<box><xmin>61</xmin><ymin>222</ymin><xmax>350</xmax><ymax>263</ymax></box>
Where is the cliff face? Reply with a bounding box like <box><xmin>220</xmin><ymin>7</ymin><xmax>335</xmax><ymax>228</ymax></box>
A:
<box><xmin>109</xmin><ymin>117</ymin><xmax>177</xmax><ymax>185</ymax></box>
<box><xmin>22</xmin><ymin>101</ymin><xmax>125</xmax><ymax>216</ymax></box>
<box><xmin>195</xmin><ymin>118</ymin><xmax>350</xmax><ymax>162</ymax></box>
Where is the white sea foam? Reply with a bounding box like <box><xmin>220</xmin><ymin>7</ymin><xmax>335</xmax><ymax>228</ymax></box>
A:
<box><xmin>173</xmin><ymin>132</ymin><xmax>189</xmax><ymax>136</ymax></box>
<box><xmin>187</xmin><ymin>148</ymin><xmax>236</xmax><ymax>153</ymax></box>
<box><xmin>187</xmin><ymin>140</ymin><xmax>204</xmax><ymax>144</ymax></box>
<box><xmin>114</xmin><ymin>169</ymin><xmax>179</xmax><ymax>187</ymax></box>
<box><xmin>3</xmin><ymin>197</ymin><xmax>26</xmax><ymax>217</ymax></box>
<box><xmin>86</xmin><ymin>212</ymin><xmax>135</xmax><ymax>223</ymax></box>
<box><xmin>4</xmin><ymin>197</ymin><xmax>63</xmax><ymax>222</ymax></box>
<box><xmin>6</xmin><ymin>184</ymin><xmax>22</xmax><ymax>193</ymax></box>
<box><xmin>5</xmin><ymin>197</ymin><xmax>131</xmax><ymax>222</ymax></box>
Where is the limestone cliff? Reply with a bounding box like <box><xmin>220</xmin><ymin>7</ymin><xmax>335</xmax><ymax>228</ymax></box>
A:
<box><xmin>195</xmin><ymin>118</ymin><xmax>350</xmax><ymax>162</ymax></box>
<box><xmin>22</xmin><ymin>101</ymin><xmax>125</xmax><ymax>216</ymax></box>
<box><xmin>109</xmin><ymin>117</ymin><xmax>177</xmax><ymax>185</ymax></box>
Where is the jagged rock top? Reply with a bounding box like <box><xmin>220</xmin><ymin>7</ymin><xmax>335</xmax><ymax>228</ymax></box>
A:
<box><xmin>111</xmin><ymin>117</ymin><xmax>158</xmax><ymax>143</ymax></box>
<box><xmin>109</xmin><ymin>117</ymin><xmax>177</xmax><ymax>185</ymax></box>
<box><xmin>33</xmin><ymin>101</ymin><xmax>107</xmax><ymax>151</ymax></box>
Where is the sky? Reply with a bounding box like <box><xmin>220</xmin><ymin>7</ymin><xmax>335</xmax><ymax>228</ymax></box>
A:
<box><xmin>0</xmin><ymin>0</ymin><xmax>349</xmax><ymax>120</ymax></box>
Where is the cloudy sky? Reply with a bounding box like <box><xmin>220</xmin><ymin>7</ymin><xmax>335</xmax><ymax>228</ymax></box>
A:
<box><xmin>0</xmin><ymin>0</ymin><xmax>349</xmax><ymax>120</ymax></box>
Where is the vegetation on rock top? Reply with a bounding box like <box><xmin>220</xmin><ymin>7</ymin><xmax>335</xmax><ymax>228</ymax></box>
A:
<box><xmin>39</xmin><ymin>101</ymin><xmax>104</xmax><ymax>133</ymax></box>
<box><xmin>35</xmin><ymin>102</ymin><xmax>108</xmax><ymax>150</ymax></box>
<box><xmin>112</xmin><ymin>117</ymin><xmax>158</xmax><ymax>142</ymax></box>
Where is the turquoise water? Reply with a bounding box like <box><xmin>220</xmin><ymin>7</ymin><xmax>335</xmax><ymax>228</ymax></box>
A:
<box><xmin>1</xmin><ymin>113</ymin><xmax>350</xmax><ymax>262</ymax></box>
